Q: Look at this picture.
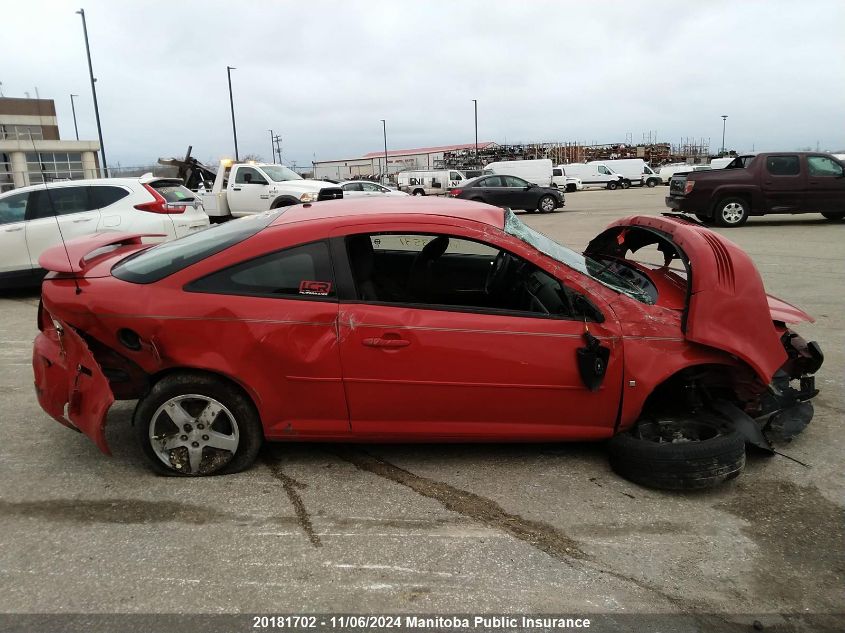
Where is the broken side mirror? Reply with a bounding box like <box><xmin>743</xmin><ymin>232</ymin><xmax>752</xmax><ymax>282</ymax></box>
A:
<box><xmin>577</xmin><ymin>331</ymin><xmax>610</xmax><ymax>392</ymax></box>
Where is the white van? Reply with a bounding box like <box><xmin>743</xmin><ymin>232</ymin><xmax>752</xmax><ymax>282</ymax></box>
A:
<box><xmin>591</xmin><ymin>159</ymin><xmax>661</xmax><ymax>188</ymax></box>
<box><xmin>658</xmin><ymin>163</ymin><xmax>711</xmax><ymax>184</ymax></box>
<box><xmin>559</xmin><ymin>163</ymin><xmax>625</xmax><ymax>190</ymax></box>
<box><xmin>397</xmin><ymin>169</ymin><xmax>465</xmax><ymax>196</ymax></box>
<box><xmin>484</xmin><ymin>159</ymin><xmax>552</xmax><ymax>186</ymax></box>
<box><xmin>709</xmin><ymin>157</ymin><xmax>735</xmax><ymax>169</ymax></box>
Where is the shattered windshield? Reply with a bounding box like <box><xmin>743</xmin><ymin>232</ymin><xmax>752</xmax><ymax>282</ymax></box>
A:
<box><xmin>504</xmin><ymin>209</ymin><xmax>654</xmax><ymax>304</ymax></box>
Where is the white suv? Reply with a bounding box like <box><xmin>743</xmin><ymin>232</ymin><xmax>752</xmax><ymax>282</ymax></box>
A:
<box><xmin>0</xmin><ymin>176</ymin><xmax>209</xmax><ymax>288</ymax></box>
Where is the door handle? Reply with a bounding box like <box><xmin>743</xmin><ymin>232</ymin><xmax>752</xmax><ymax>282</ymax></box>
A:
<box><xmin>4</xmin><ymin>226</ymin><xmax>23</xmax><ymax>232</ymax></box>
<box><xmin>362</xmin><ymin>337</ymin><xmax>410</xmax><ymax>348</ymax></box>
<box><xmin>232</xmin><ymin>187</ymin><xmax>242</xmax><ymax>191</ymax></box>
<box><xmin>72</xmin><ymin>217</ymin><xmax>93</xmax><ymax>223</ymax></box>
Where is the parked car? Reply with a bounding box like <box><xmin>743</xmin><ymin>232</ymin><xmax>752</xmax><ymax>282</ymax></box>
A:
<box><xmin>484</xmin><ymin>159</ymin><xmax>553</xmax><ymax>186</ymax></box>
<box><xmin>339</xmin><ymin>181</ymin><xmax>409</xmax><ymax>197</ymax></box>
<box><xmin>559</xmin><ymin>163</ymin><xmax>625</xmax><ymax>190</ymax></box>
<box><xmin>0</xmin><ymin>177</ymin><xmax>209</xmax><ymax>288</ymax></box>
<box><xmin>447</xmin><ymin>174</ymin><xmax>564</xmax><ymax>212</ymax></box>
<box><xmin>658</xmin><ymin>163</ymin><xmax>711</xmax><ymax>185</ymax></box>
<box><xmin>593</xmin><ymin>159</ymin><xmax>661</xmax><ymax>188</ymax></box>
<box><xmin>551</xmin><ymin>167</ymin><xmax>584</xmax><ymax>192</ymax></box>
<box><xmin>666</xmin><ymin>152</ymin><xmax>845</xmax><ymax>227</ymax></box>
<box><xmin>397</xmin><ymin>169</ymin><xmax>466</xmax><ymax>195</ymax></box>
<box><xmin>33</xmin><ymin>198</ymin><xmax>822</xmax><ymax>489</ymax></box>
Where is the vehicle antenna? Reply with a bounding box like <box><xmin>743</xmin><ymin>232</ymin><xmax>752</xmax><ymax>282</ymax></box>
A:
<box><xmin>28</xmin><ymin>131</ymin><xmax>81</xmax><ymax>294</ymax></box>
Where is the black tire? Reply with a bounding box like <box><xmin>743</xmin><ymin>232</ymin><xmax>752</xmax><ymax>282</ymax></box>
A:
<box><xmin>412</xmin><ymin>189</ymin><xmax>425</xmax><ymax>196</ymax></box>
<box><xmin>608</xmin><ymin>415</ymin><xmax>745</xmax><ymax>490</ymax></box>
<box><xmin>821</xmin><ymin>212</ymin><xmax>845</xmax><ymax>221</ymax></box>
<box><xmin>607</xmin><ymin>181</ymin><xmax>618</xmax><ymax>191</ymax></box>
<box><xmin>621</xmin><ymin>179</ymin><xmax>631</xmax><ymax>189</ymax></box>
<box><xmin>537</xmin><ymin>195</ymin><xmax>556</xmax><ymax>213</ymax></box>
<box><xmin>646</xmin><ymin>178</ymin><xmax>658</xmax><ymax>188</ymax></box>
<box><xmin>135</xmin><ymin>372</ymin><xmax>263</xmax><ymax>477</ymax></box>
<box><xmin>714</xmin><ymin>197</ymin><xmax>750</xmax><ymax>227</ymax></box>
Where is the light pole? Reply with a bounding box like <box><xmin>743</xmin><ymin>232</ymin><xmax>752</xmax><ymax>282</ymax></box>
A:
<box><xmin>76</xmin><ymin>8</ymin><xmax>107</xmax><ymax>174</ymax></box>
<box><xmin>472</xmin><ymin>99</ymin><xmax>478</xmax><ymax>166</ymax></box>
<box><xmin>70</xmin><ymin>94</ymin><xmax>80</xmax><ymax>140</ymax></box>
<box><xmin>381</xmin><ymin>119</ymin><xmax>388</xmax><ymax>184</ymax></box>
<box><xmin>226</xmin><ymin>66</ymin><xmax>239</xmax><ymax>161</ymax></box>
<box><xmin>721</xmin><ymin>115</ymin><xmax>728</xmax><ymax>155</ymax></box>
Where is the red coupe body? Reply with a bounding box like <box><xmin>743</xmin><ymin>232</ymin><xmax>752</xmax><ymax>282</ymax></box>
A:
<box><xmin>32</xmin><ymin>198</ymin><xmax>821</xmax><ymax>456</ymax></box>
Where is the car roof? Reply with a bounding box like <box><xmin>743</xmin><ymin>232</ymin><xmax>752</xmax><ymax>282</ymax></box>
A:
<box><xmin>271</xmin><ymin>196</ymin><xmax>506</xmax><ymax>229</ymax></box>
<box><xmin>0</xmin><ymin>176</ymin><xmax>181</xmax><ymax>196</ymax></box>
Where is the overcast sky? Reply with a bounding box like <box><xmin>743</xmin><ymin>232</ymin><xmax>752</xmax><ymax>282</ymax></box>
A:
<box><xmin>4</xmin><ymin>0</ymin><xmax>844</xmax><ymax>168</ymax></box>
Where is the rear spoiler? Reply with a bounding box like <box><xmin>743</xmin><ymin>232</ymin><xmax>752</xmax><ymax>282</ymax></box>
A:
<box><xmin>38</xmin><ymin>232</ymin><xmax>165</xmax><ymax>274</ymax></box>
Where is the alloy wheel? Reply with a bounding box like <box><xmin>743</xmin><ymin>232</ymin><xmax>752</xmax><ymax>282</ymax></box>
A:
<box><xmin>721</xmin><ymin>202</ymin><xmax>746</xmax><ymax>225</ymax></box>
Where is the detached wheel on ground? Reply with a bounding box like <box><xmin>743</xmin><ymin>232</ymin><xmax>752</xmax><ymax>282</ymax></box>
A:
<box><xmin>821</xmin><ymin>211</ymin><xmax>845</xmax><ymax>221</ymax></box>
<box><xmin>537</xmin><ymin>195</ymin><xmax>556</xmax><ymax>213</ymax></box>
<box><xmin>714</xmin><ymin>197</ymin><xmax>750</xmax><ymax>227</ymax></box>
<box><xmin>135</xmin><ymin>372</ymin><xmax>263</xmax><ymax>476</ymax></box>
<box><xmin>608</xmin><ymin>414</ymin><xmax>745</xmax><ymax>490</ymax></box>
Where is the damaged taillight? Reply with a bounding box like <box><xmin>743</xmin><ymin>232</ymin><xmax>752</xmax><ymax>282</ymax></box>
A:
<box><xmin>684</xmin><ymin>180</ymin><xmax>695</xmax><ymax>195</ymax></box>
<box><xmin>37</xmin><ymin>300</ymin><xmax>51</xmax><ymax>332</ymax></box>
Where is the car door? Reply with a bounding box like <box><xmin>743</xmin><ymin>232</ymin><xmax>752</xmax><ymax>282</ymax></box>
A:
<box><xmin>333</xmin><ymin>226</ymin><xmax>623</xmax><ymax>440</ymax></box>
<box><xmin>24</xmin><ymin>185</ymin><xmax>102</xmax><ymax>270</ymax></box>
<box><xmin>476</xmin><ymin>176</ymin><xmax>507</xmax><ymax>206</ymax></box>
<box><xmin>361</xmin><ymin>182</ymin><xmax>385</xmax><ymax>197</ymax></box>
<box><xmin>762</xmin><ymin>154</ymin><xmax>805</xmax><ymax>212</ymax></box>
<box><xmin>0</xmin><ymin>191</ymin><xmax>33</xmax><ymax>279</ymax></box>
<box><xmin>227</xmin><ymin>166</ymin><xmax>271</xmax><ymax>213</ymax></box>
<box><xmin>342</xmin><ymin>182</ymin><xmax>365</xmax><ymax>198</ymax></box>
<box><xmin>805</xmin><ymin>155</ymin><xmax>845</xmax><ymax>213</ymax></box>
<box><xmin>501</xmin><ymin>175</ymin><xmax>533</xmax><ymax>210</ymax></box>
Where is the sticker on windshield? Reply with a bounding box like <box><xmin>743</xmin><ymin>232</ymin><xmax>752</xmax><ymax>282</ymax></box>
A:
<box><xmin>299</xmin><ymin>280</ymin><xmax>332</xmax><ymax>296</ymax></box>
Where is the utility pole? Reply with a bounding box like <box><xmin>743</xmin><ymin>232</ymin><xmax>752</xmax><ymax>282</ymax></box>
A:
<box><xmin>721</xmin><ymin>115</ymin><xmax>728</xmax><ymax>155</ymax></box>
<box><xmin>268</xmin><ymin>129</ymin><xmax>274</xmax><ymax>163</ymax></box>
<box><xmin>70</xmin><ymin>94</ymin><xmax>80</xmax><ymax>140</ymax></box>
<box><xmin>381</xmin><ymin>119</ymin><xmax>388</xmax><ymax>184</ymax></box>
<box><xmin>472</xmin><ymin>99</ymin><xmax>478</xmax><ymax>166</ymax></box>
<box><xmin>273</xmin><ymin>135</ymin><xmax>282</xmax><ymax>164</ymax></box>
<box><xmin>76</xmin><ymin>8</ymin><xmax>107</xmax><ymax>174</ymax></box>
<box><xmin>226</xmin><ymin>66</ymin><xmax>239</xmax><ymax>161</ymax></box>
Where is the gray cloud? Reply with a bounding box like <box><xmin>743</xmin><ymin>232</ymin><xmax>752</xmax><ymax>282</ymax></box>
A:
<box><xmin>4</xmin><ymin>0</ymin><xmax>843</xmax><ymax>167</ymax></box>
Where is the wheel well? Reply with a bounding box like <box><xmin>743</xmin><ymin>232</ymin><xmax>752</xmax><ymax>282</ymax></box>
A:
<box><xmin>147</xmin><ymin>368</ymin><xmax>260</xmax><ymax>418</ymax></box>
<box><xmin>270</xmin><ymin>196</ymin><xmax>299</xmax><ymax>209</ymax></box>
<box><xmin>638</xmin><ymin>363</ymin><xmax>756</xmax><ymax>420</ymax></box>
<box><xmin>412</xmin><ymin>188</ymin><xmax>425</xmax><ymax>195</ymax></box>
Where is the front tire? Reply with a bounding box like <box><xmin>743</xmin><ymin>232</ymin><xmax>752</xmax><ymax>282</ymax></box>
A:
<box><xmin>135</xmin><ymin>373</ymin><xmax>263</xmax><ymax>476</ymax></box>
<box><xmin>821</xmin><ymin>212</ymin><xmax>845</xmax><ymax>221</ymax></box>
<box><xmin>537</xmin><ymin>195</ymin><xmax>556</xmax><ymax>213</ymax></box>
<box><xmin>609</xmin><ymin>415</ymin><xmax>745</xmax><ymax>490</ymax></box>
<box><xmin>607</xmin><ymin>181</ymin><xmax>618</xmax><ymax>191</ymax></box>
<box><xmin>646</xmin><ymin>178</ymin><xmax>658</xmax><ymax>188</ymax></box>
<box><xmin>412</xmin><ymin>189</ymin><xmax>425</xmax><ymax>196</ymax></box>
<box><xmin>714</xmin><ymin>197</ymin><xmax>750</xmax><ymax>227</ymax></box>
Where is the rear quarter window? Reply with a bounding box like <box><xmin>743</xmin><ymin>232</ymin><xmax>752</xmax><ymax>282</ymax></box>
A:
<box><xmin>90</xmin><ymin>186</ymin><xmax>130</xmax><ymax>208</ymax></box>
<box><xmin>112</xmin><ymin>211</ymin><xmax>280</xmax><ymax>284</ymax></box>
<box><xmin>148</xmin><ymin>181</ymin><xmax>196</xmax><ymax>202</ymax></box>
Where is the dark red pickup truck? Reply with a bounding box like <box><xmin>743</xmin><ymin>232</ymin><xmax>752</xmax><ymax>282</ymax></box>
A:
<box><xmin>665</xmin><ymin>152</ymin><xmax>845</xmax><ymax>227</ymax></box>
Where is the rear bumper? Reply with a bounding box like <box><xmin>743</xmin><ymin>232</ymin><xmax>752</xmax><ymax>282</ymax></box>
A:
<box><xmin>32</xmin><ymin>317</ymin><xmax>114</xmax><ymax>454</ymax></box>
<box><xmin>665</xmin><ymin>195</ymin><xmax>709</xmax><ymax>215</ymax></box>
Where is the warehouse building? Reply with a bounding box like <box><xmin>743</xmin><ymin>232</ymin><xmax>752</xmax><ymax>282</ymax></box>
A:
<box><xmin>313</xmin><ymin>141</ymin><xmax>497</xmax><ymax>181</ymax></box>
<box><xmin>0</xmin><ymin>97</ymin><xmax>101</xmax><ymax>192</ymax></box>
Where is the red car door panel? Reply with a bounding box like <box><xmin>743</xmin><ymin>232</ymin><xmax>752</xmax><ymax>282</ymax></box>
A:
<box><xmin>337</xmin><ymin>303</ymin><xmax>622</xmax><ymax>440</ymax></box>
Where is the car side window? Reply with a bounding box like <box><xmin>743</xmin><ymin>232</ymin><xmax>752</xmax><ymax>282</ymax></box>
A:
<box><xmin>0</xmin><ymin>192</ymin><xmax>28</xmax><ymax>226</ymax></box>
<box><xmin>234</xmin><ymin>167</ymin><xmax>267</xmax><ymax>185</ymax></box>
<box><xmin>479</xmin><ymin>176</ymin><xmax>503</xmax><ymax>187</ymax></box>
<box><xmin>553</xmin><ymin>168</ymin><xmax>563</xmax><ymax>177</ymax></box>
<box><xmin>26</xmin><ymin>186</ymin><xmax>93</xmax><ymax>220</ymax></box>
<box><xmin>766</xmin><ymin>155</ymin><xmax>800</xmax><ymax>176</ymax></box>
<box><xmin>361</xmin><ymin>182</ymin><xmax>381</xmax><ymax>192</ymax></box>
<box><xmin>90</xmin><ymin>185</ymin><xmax>130</xmax><ymax>209</ymax></box>
<box><xmin>345</xmin><ymin>232</ymin><xmax>587</xmax><ymax>319</ymax></box>
<box><xmin>807</xmin><ymin>156</ymin><xmax>844</xmax><ymax>177</ymax></box>
<box><xmin>450</xmin><ymin>171</ymin><xmax>462</xmax><ymax>181</ymax></box>
<box><xmin>503</xmin><ymin>176</ymin><xmax>528</xmax><ymax>187</ymax></box>
<box><xmin>598</xmin><ymin>166</ymin><xmax>611</xmax><ymax>175</ymax></box>
<box><xmin>188</xmin><ymin>241</ymin><xmax>336</xmax><ymax>300</ymax></box>
<box><xmin>343</xmin><ymin>182</ymin><xmax>363</xmax><ymax>192</ymax></box>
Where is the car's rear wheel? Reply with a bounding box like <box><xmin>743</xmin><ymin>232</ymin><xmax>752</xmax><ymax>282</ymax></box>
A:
<box><xmin>412</xmin><ymin>189</ymin><xmax>425</xmax><ymax>196</ymax></box>
<box><xmin>538</xmin><ymin>195</ymin><xmax>556</xmax><ymax>213</ymax></box>
<box><xmin>607</xmin><ymin>181</ymin><xmax>618</xmax><ymax>191</ymax></box>
<box><xmin>135</xmin><ymin>373</ymin><xmax>263</xmax><ymax>476</ymax></box>
<box><xmin>608</xmin><ymin>414</ymin><xmax>745</xmax><ymax>490</ymax></box>
<box><xmin>821</xmin><ymin>211</ymin><xmax>845</xmax><ymax>221</ymax></box>
<box><xmin>621</xmin><ymin>179</ymin><xmax>631</xmax><ymax>189</ymax></box>
<box><xmin>714</xmin><ymin>197</ymin><xmax>750</xmax><ymax>227</ymax></box>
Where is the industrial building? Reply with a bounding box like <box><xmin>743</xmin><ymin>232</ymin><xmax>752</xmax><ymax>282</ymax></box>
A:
<box><xmin>0</xmin><ymin>97</ymin><xmax>101</xmax><ymax>192</ymax></box>
<box><xmin>313</xmin><ymin>142</ymin><xmax>497</xmax><ymax>181</ymax></box>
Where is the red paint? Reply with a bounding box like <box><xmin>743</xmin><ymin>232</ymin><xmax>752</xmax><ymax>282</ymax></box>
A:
<box><xmin>32</xmin><ymin>199</ymin><xmax>819</xmax><ymax>454</ymax></box>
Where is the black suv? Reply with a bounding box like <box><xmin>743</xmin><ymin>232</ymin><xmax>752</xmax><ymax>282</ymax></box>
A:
<box><xmin>448</xmin><ymin>175</ymin><xmax>564</xmax><ymax>213</ymax></box>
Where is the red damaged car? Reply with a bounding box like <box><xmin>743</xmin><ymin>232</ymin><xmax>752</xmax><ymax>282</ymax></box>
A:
<box><xmin>32</xmin><ymin>198</ymin><xmax>823</xmax><ymax>488</ymax></box>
